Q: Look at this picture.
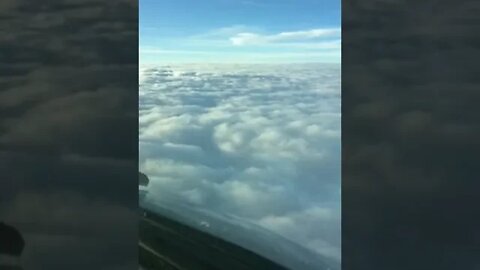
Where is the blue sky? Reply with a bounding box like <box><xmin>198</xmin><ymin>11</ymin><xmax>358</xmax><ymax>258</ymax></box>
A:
<box><xmin>140</xmin><ymin>0</ymin><xmax>341</xmax><ymax>64</ymax></box>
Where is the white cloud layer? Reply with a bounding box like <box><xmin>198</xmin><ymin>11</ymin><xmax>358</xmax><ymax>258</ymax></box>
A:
<box><xmin>139</xmin><ymin>63</ymin><xmax>341</xmax><ymax>261</ymax></box>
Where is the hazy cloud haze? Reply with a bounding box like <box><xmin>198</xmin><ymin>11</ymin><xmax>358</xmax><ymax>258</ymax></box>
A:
<box><xmin>1</xmin><ymin>0</ymin><xmax>138</xmax><ymax>269</ymax></box>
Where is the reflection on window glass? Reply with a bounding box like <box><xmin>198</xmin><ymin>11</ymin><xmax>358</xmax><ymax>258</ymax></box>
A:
<box><xmin>139</xmin><ymin>1</ymin><xmax>341</xmax><ymax>269</ymax></box>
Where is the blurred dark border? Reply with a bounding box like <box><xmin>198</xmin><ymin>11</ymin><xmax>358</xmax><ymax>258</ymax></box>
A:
<box><xmin>342</xmin><ymin>0</ymin><xmax>480</xmax><ymax>269</ymax></box>
<box><xmin>0</xmin><ymin>0</ymin><xmax>138</xmax><ymax>269</ymax></box>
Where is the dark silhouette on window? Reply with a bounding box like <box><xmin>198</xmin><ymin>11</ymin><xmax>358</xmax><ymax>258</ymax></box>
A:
<box><xmin>139</xmin><ymin>171</ymin><xmax>150</xmax><ymax>186</ymax></box>
<box><xmin>0</xmin><ymin>222</ymin><xmax>24</xmax><ymax>256</ymax></box>
<box><xmin>0</xmin><ymin>222</ymin><xmax>25</xmax><ymax>269</ymax></box>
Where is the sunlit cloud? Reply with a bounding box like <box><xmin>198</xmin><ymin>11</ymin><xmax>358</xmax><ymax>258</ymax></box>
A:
<box><xmin>139</xmin><ymin>63</ymin><xmax>341</xmax><ymax>261</ymax></box>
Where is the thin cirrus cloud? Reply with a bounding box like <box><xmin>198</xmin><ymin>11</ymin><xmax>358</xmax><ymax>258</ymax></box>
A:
<box><xmin>229</xmin><ymin>28</ymin><xmax>341</xmax><ymax>46</ymax></box>
<box><xmin>140</xmin><ymin>26</ymin><xmax>341</xmax><ymax>63</ymax></box>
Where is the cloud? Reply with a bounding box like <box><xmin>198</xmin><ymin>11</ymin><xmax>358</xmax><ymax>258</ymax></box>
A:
<box><xmin>230</xmin><ymin>28</ymin><xmax>341</xmax><ymax>46</ymax></box>
<box><xmin>0</xmin><ymin>0</ymin><xmax>137</xmax><ymax>269</ymax></box>
<box><xmin>139</xmin><ymin>48</ymin><xmax>215</xmax><ymax>55</ymax></box>
<box><xmin>139</xmin><ymin>63</ymin><xmax>341</xmax><ymax>262</ymax></box>
<box><xmin>193</xmin><ymin>25</ymin><xmax>257</xmax><ymax>38</ymax></box>
<box><xmin>259</xmin><ymin>205</ymin><xmax>341</xmax><ymax>261</ymax></box>
<box><xmin>139</xmin><ymin>49</ymin><xmax>341</xmax><ymax>64</ymax></box>
<box><xmin>342</xmin><ymin>0</ymin><xmax>480</xmax><ymax>269</ymax></box>
<box><xmin>1</xmin><ymin>190</ymin><xmax>137</xmax><ymax>270</ymax></box>
<box><xmin>140</xmin><ymin>25</ymin><xmax>341</xmax><ymax>64</ymax></box>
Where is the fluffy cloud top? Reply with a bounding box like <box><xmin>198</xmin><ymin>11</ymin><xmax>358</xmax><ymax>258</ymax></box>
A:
<box><xmin>139</xmin><ymin>63</ymin><xmax>341</xmax><ymax>262</ymax></box>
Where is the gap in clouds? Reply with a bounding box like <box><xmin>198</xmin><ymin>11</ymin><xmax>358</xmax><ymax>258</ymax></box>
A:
<box><xmin>139</xmin><ymin>63</ymin><xmax>341</xmax><ymax>262</ymax></box>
